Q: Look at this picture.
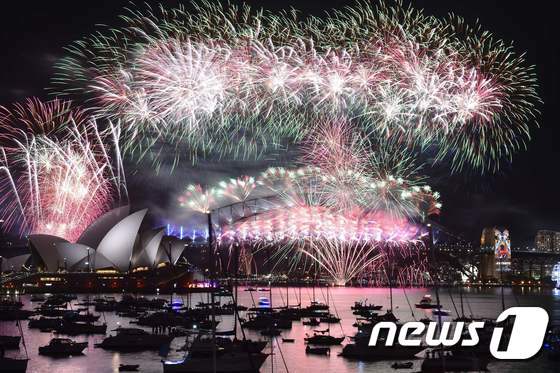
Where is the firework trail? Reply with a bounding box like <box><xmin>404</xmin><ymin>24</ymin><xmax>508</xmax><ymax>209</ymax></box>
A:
<box><xmin>52</xmin><ymin>1</ymin><xmax>538</xmax><ymax>172</ymax></box>
<box><xmin>0</xmin><ymin>99</ymin><xmax>127</xmax><ymax>241</ymax></box>
<box><xmin>33</xmin><ymin>0</ymin><xmax>539</xmax><ymax>283</ymax></box>
<box><xmin>176</xmin><ymin>114</ymin><xmax>440</xmax><ymax>284</ymax></box>
<box><xmin>178</xmin><ymin>184</ymin><xmax>222</xmax><ymax>214</ymax></box>
<box><xmin>173</xmin><ymin>121</ymin><xmax>436</xmax><ymax>284</ymax></box>
<box><xmin>217</xmin><ymin>176</ymin><xmax>257</xmax><ymax>202</ymax></box>
<box><xmin>296</xmin><ymin>119</ymin><xmax>442</xmax><ymax>217</ymax></box>
<box><xmin>179</xmin><ymin>152</ymin><xmax>439</xmax><ymax>283</ymax></box>
<box><xmin>217</xmin><ymin>205</ymin><xmax>427</xmax><ymax>285</ymax></box>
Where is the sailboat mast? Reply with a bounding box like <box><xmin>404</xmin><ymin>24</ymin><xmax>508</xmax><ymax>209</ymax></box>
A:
<box><xmin>313</xmin><ymin>257</ymin><xmax>317</xmax><ymax>302</ymax></box>
<box><xmin>233</xmin><ymin>241</ymin><xmax>239</xmax><ymax>338</ymax></box>
<box><xmin>268</xmin><ymin>247</ymin><xmax>274</xmax><ymax>373</ymax></box>
<box><xmin>428</xmin><ymin>224</ymin><xmax>443</xmax><ymax>328</ymax></box>
<box><xmin>286</xmin><ymin>278</ymin><xmax>289</xmax><ymax>309</ymax></box>
<box><xmin>500</xmin><ymin>259</ymin><xmax>505</xmax><ymax>311</ymax></box>
<box><xmin>207</xmin><ymin>211</ymin><xmax>217</xmax><ymax>373</ymax></box>
<box><xmin>388</xmin><ymin>244</ymin><xmax>393</xmax><ymax>312</ymax></box>
<box><xmin>460</xmin><ymin>285</ymin><xmax>465</xmax><ymax>318</ymax></box>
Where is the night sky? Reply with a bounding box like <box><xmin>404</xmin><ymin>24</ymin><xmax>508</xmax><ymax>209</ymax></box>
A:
<box><xmin>0</xmin><ymin>1</ymin><xmax>557</xmax><ymax>245</ymax></box>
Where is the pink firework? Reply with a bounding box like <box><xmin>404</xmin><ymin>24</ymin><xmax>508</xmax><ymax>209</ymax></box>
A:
<box><xmin>219</xmin><ymin>205</ymin><xmax>425</xmax><ymax>285</ymax></box>
<box><xmin>220</xmin><ymin>206</ymin><xmax>422</xmax><ymax>244</ymax></box>
<box><xmin>217</xmin><ymin>176</ymin><xmax>257</xmax><ymax>202</ymax></box>
<box><xmin>0</xmin><ymin>99</ymin><xmax>126</xmax><ymax>241</ymax></box>
<box><xmin>178</xmin><ymin>184</ymin><xmax>221</xmax><ymax>214</ymax></box>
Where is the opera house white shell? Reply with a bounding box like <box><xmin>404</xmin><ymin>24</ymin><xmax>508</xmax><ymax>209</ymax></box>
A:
<box><xmin>0</xmin><ymin>253</ymin><xmax>31</xmax><ymax>272</ymax></box>
<box><xmin>27</xmin><ymin>206</ymin><xmax>182</xmax><ymax>273</ymax></box>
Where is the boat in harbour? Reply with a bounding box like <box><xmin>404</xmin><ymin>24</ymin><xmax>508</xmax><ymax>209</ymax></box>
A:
<box><xmin>415</xmin><ymin>295</ymin><xmax>441</xmax><ymax>309</ymax></box>
<box><xmin>391</xmin><ymin>361</ymin><xmax>413</xmax><ymax>369</ymax></box>
<box><xmin>28</xmin><ymin>317</ymin><xmax>62</xmax><ymax>330</ymax></box>
<box><xmin>302</xmin><ymin>317</ymin><xmax>320</xmax><ymax>326</ymax></box>
<box><xmin>54</xmin><ymin>320</ymin><xmax>107</xmax><ymax>335</ymax></box>
<box><xmin>341</xmin><ymin>341</ymin><xmax>424</xmax><ymax>361</ymax></box>
<box><xmin>351</xmin><ymin>301</ymin><xmax>383</xmax><ymax>312</ymax></box>
<box><xmin>162</xmin><ymin>351</ymin><xmax>268</xmax><ymax>372</ymax></box>
<box><xmin>305</xmin><ymin>345</ymin><xmax>330</xmax><ymax>355</ymax></box>
<box><xmin>119</xmin><ymin>364</ymin><xmax>140</xmax><ymax>371</ymax></box>
<box><xmin>0</xmin><ymin>335</ymin><xmax>20</xmax><ymax>349</ymax></box>
<box><xmin>96</xmin><ymin>327</ymin><xmax>173</xmax><ymax>351</ymax></box>
<box><xmin>0</xmin><ymin>301</ymin><xmax>29</xmax><ymax>371</ymax></box>
<box><xmin>306</xmin><ymin>301</ymin><xmax>329</xmax><ymax>311</ymax></box>
<box><xmin>0</xmin><ymin>355</ymin><xmax>28</xmax><ymax>372</ymax></box>
<box><xmin>305</xmin><ymin>334</ymin><xmax>344</xmax><ymax>345</ymax></box>
<box><xmin>319</xmin><ymin>314</ymin><xmax>341</xmax><ymax>323</ymax></box>
<box><xmin>38</xmin><ymin>338</ymin><xmax>88</xmax><ymax>356</ymax></box>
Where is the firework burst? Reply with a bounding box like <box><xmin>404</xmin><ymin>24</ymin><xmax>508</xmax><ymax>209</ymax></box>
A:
<box><xmin>52</xmin><ymin>1</ymin><xmax>538</xmax><ymax>172</ymax></box>
<box><xmin>0</xmin><ymin>99</ymin><xmax>127</xmax><ymax>241</ymax></box>
<box><xmin>178</xmin><ymin>184</ymin><xmax>222</xmax><ymax>214</ymax></box>
<box><xmin>180</xmin><ymin>156</ymin><xmax>439</xmax><ymax>284</ymax></box>
<box><xmin>218</xmin><ymin>206</ymin><xmax>426</xmax><ymax>285</ymax></box>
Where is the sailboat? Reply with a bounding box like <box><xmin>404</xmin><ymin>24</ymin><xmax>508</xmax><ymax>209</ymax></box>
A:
<box><xmin>306</xmin><ymin>286</ymin><xmax>345</xmax><ymax>345</ymax></box>
<box><xmin>0</xmin><ymin>354</ymin><xmax>28</xmax><ymax>372</ymax></box>
<box><xmin>351</xmin><ymin>300</ymin><xmax>383</xmax><ymax>311</ymax></box>
<box><xmin>162</xmin><ymin>217</ymin><xmax>269</xmax><ymax>372</ymax></box>
<box><xmin>162</xmin><ymin>351</ymin><xmax>268</xmax><ymax>373</ymax></box>
<box><xmin>415</xmin><ymin>294</ymin><xmax>441</xmax><ymax>309</ymax></box>
<box><xmin>304</xmin><ymin>329</ymin><xmax>345</xmax><ymax>345</ymax></box>
<box><xmin>0</xmin><ymin>314</ymin><xmax>28</xmax><ymax>372</ymax></box>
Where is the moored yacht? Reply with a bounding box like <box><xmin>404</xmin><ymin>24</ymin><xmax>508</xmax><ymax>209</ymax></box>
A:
<box><xmin>54</xmin><ymin>320</ymin><xmax>107</xmax><ymax>335</ymax></box>
<box><xmin>305</xmin><ymin>334</ymin><xmax>344</xmax><ymax>345</ymax></box>
<box><xmin>0</xmin><ymin>335</ymin><xmax>20</xmax><ymax>349</ymax></box>
<box><xmin>162</xmin><ymin>352</ymin><xmax>268</xmax><ymax>372</ymax></box>
<box><xmin>302</xmin><ymin>317</ymin><xmax>320</xmax><ymax>326</ymax></box>
<box><xmin>351</xmin><ymin>301</ymin><xmax>383</xmax><ymax>311</ymax></box>
<box><xmin>340</xmin><ymin>342</ymin><xmax>425</xmax><ymax>361</ymax></box>
<box><xmin>415</xmin><ymin>295</ymin><xmax>440</xmax><ymax>309</ymax></box>
<box><xmin>0</xmin><ymin>355</ymin><xmax>28</xmax><ymax>372</ymax></box>
<box><xmin>96</xmin><ymin>327</ymin><xmax>173</xmax><ymax>351</ymax></box>
<box><xmin>38</xmin><ymin>338</ymin><xmax>88</xmax><ymax>356</ymax></box>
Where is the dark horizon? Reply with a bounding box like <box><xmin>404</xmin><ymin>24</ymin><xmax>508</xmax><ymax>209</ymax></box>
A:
<box><xmin>0</xmin><ymin>0</ymin><xmax>557</xmax><ymax>246</ymax></box>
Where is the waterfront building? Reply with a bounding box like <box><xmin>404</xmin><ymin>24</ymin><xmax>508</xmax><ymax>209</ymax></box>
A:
<box><xmin>479</xmin><ymin>227</ymin><xmax>511</xmax><ymax>281</ymax></box>
<box><xmin>2</xmin><ymin>206</ymin><xmax>188</xmax><ymax>274</ymax></box>
<box><xmin>510</xmin><ymin>249</ymin><xmax>560</xmax><ymax>283</ymax></box>
<box><xmin>535</xmin><ymin>230</ymin><xmax>560</xmax><ymax>253</ymax></box>
<box><xmin>552</xmin><ymin>263</ymin><xmax>560</xmax><ymax>287</ymax></box>
<box><xmin>480</xmin><ymin>227</ymin><xmax>497</xmax><ymax>280</ymax></box>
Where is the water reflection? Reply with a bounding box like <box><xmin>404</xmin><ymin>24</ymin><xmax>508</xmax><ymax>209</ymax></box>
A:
<box><xmin>0</xmin><ymin>287</ymin><xmax>557</xmax><ymax>372</ymax></box>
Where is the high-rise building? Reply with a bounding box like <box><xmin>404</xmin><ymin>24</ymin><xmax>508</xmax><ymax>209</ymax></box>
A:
<box><xmin>480</xmin><ymin>228</ymin><xmax>496</xmax><ymax>252</ymax></box>
<box><xmin>494</xmin><ymin>229</ymin><xmax>511</xmax><ymax>274</ymax></box>
<box><xmin>552</xmin><ymin>263</ymin><xmax>560</xmax><ymax>288</ymax></box>
<box><xmin>535</xmin><ymin>230</ymin><xmax>560</xmax><ymax>253</ymax></box>
<box><xmin>554</xmin><ymin>232</ymin><xmax>560</xmax><ymax>253</ymax></box>
<box><xmin>480</xmin><ymin>227</ymin><xmax>497</xmax><ymax>280</ymax></box>
<box><xmin>479</xmin><ymin>227</ymin><xmax>511</xmax><ymax>281</ymax></box>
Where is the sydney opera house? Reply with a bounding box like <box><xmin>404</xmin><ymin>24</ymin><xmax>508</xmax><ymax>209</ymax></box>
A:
<box><xmin>1</xmin><ymin>206</ymin><xmax>209</xmax><ymax>293</ymax></box>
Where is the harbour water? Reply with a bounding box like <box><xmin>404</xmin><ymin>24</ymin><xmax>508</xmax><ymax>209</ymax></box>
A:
<box><xmin>1</xmin><ymin>286</ymin><xmax>558</xmax><ymax>373</ymax></box>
